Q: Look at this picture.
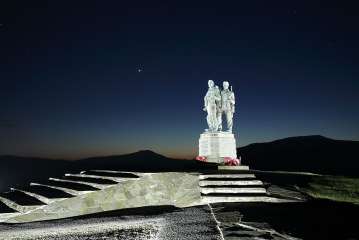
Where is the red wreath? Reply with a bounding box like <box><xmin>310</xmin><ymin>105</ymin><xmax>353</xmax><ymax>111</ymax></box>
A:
<box><xmin>224</xmin><ymin>156</ymin><xmax>241</xmax><ymax>166</ymax></box>
<box><xmin>196</xmin><ymin>156</ymin><xmax>207</xmax><ymax>162</ymax></box>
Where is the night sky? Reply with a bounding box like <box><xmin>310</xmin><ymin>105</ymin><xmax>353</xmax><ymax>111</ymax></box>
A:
<box><xmin>1</xmin><ymin>1</ymin><xmax>359</xmax><ymax>159</ymax></box>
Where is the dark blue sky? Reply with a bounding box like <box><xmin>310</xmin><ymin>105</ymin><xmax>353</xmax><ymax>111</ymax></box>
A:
<box><xmin>1</xmin><ymin>1</ymin><xmax>359</xmax><ymax>159</ymax></box>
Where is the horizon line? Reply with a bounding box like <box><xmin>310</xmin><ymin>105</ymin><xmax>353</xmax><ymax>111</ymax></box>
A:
<box><xmin>1</xmin><ymin>134</ymin><xmax>358</xmax><ymax>161</ymax></box>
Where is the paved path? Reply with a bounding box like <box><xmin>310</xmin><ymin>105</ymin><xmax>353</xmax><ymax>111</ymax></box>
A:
<box><xmin>0</xmin><ymin>205</ymin><xmax>222</xmax><ymax>240</ymax></box>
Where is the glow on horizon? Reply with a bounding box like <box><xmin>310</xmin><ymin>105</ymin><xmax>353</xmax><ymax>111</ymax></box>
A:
<box><xmin>3</xmin><ymin>132</ymin><xmax>358</xmax><ymax>160</ymax></box>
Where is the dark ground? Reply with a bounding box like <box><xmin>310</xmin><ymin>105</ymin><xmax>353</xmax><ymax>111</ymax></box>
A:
<box><xmin>213</xmin><ymin>200</ymin><xmax>359</xmax><ymax>240</ymax></box>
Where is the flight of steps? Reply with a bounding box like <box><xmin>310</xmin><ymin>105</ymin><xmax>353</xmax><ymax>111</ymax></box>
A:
<box><xmin>0</xmin><ymin>168</ymin><xmax>299</xmax><ymax>222</ymax></box>
<box><xmin>200</xmin><ymin>165</ymin><xmax>273</xmax><ymax>203</ymax></box>
<box><xmin>0</xmin><ymin>170</ymin><xmax>140</xmax><ymax>222</ymax></box>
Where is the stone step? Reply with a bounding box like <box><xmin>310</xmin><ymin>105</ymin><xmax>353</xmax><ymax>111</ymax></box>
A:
<box><xmin>199</xmin><ymin>174</ymin><xmax>255</xmax><ymax>180</ymax></box>
<box><xmin>200</xmin><ymin>185</ymin><xmax>265</xmax><ymax>188</ymax></box>
<box><xmin>201</xmin><ymin>192</ymin><xmax>269</xmax><ymax>197</ymax></box>
<box><xmin>46</xmin><ymin>179</ymin><xmax>99</xmax><ymax>191</ymax></box>
<box><xmin>199</xmin><ymin>180</ymin><xmax>263</xmax><ymax>187</ymax></box>
<box><xmin>200</xmin><ymin>187</ymin><xmax>267</xmax><ymax>194</ymax></box>
<box><xmin>218</xmin><ymin>166</ymin><xmax>250</xmax><ymax>171</ymax></box>
<box><xmin>202</xmin><ymin>196</ymin><xmax>298</xmax><ymax>204</ymax></box>
<box><xmin>200</xmin><ymin>177</ymin><xmax>256</xmax><ymax>182</ymax></box>
<box><xmin>27</xmin><ymin>185</ymin><xmax>74</xmax><ymax>198</ymax></box>
<box><xmin>80</xmin><ymin>170</ymin><xmax>140</xmax><ymax>178</ymax></box>
<box><xmin>0</xmin><ymin>196</ymin><xmax>42</xmax><ymax>213</ymax></box>
<box><xmin>63</xmin><ymin>175</ymin><xmax>118</xmax><ymax>185</ymax></box>
<box><xmin>201</xmin><ymin>192</ymin><xmax>267</xmax><ymax>197</ymax></box>
<box><xmin>212</xmin><ymin>171</ymin><xmax>254</xmax><ymax>175</ymax></box>
<box><xmin>0</xmin><ymin>191</ymin><xmax>45</xmax><ymax>206</ymax></box>
<box><xmin>65</xmin><ymin>173</ymin><xmax>124</xmax><ymax>182</ymax></box>
<box><xmin>10</xmin><ymin>188</ymin><xmax>51</xmax><ymax>205</ymax></box>
<box><xmin>30</xmin><ymin>183</ymin><xmax>93</xmax><ymax>196</ymax></box>
<box><xmin>49</xmin><ymin>178</ymin><xmax>110</xmax><ymax>190</ymax></box>
<box><xmin>10</xmin><ymin>188</ymin><xmax>67</xmax><ymax>205</ymax></box>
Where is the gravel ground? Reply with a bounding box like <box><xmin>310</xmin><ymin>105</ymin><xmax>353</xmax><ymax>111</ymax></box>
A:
<box><xmin>0</xmin><ymin>205</ymin><xmax>222</xmax><ymax>240</ymax></box>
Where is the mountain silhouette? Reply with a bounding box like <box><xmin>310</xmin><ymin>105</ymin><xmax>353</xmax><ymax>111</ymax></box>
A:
<box><xmin>238</xmin><ymin>135</ymin><xmax>359</xmax><ymax>176</ymax></box>
<box><xmin>75</xmin><ymin>149</ymin><xmax>200</xmax><ymax>171</ymax></box>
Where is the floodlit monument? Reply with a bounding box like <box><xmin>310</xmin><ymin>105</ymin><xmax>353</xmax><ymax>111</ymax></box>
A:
<box><xmin>0</xmin><ymin>79</ymin><xmax>299</xmax><ymax>226</ymax></box>
<box><xmin>198</xmin><ymin>80</ymin><xmax>240</xmax><ymax>165</ymax></box>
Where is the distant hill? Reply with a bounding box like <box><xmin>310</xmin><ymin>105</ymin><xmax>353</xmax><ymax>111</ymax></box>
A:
<box><xmin>75</xmin><ymin>150</ymin><xmax>200</xmax><ymax>171</ymax></box>
<box><xmin>239</xmin><ymin>135</ymin><xmax>359</xmax><ymax>176</ymax></box>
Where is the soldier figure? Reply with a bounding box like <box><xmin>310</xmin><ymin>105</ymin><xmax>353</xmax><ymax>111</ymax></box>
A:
<box><xmin>220</xmin><ymin>81</ymin><xmax>235</xmax><ymax>132</ymax></box>
<box><xmin>203</xmin><ymin>80</ymin><xmax>221</xmax><ymax>132</ymax></box>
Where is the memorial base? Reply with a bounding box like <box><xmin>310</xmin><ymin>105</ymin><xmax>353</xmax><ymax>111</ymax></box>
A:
<box><xmin>198</xmin><ymin>131</ymin><xmax>237</xmax><ymax>164</ymax></box>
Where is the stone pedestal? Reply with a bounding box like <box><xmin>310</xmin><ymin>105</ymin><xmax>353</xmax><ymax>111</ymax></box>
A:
<box><xmin>198</xmin><ymin>131</ymin><xmax>237</xmax><ymax>164</ymax></box>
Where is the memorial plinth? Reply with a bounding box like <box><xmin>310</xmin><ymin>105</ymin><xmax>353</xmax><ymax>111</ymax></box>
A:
<box><xmin>198</xmin><ymin>131</ymin><xmax>237</xmax><ymax>164</ymax></box>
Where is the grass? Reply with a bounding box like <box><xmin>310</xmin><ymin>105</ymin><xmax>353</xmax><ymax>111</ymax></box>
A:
<box><xmin>301</xmin><ymin>176</ymin><xmax>359</xmax><ymax>204</ymax></box>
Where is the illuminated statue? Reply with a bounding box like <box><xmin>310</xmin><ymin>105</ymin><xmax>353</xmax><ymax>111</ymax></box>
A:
<box><xmin>219</xmin><ymin>81</ymin><xmax>235</xmax><ymax>132</ymax></box>
<box><xmin>203</xmin><ymin>80</ymin><xmax>221</xmax><ymax>132</ymax></box>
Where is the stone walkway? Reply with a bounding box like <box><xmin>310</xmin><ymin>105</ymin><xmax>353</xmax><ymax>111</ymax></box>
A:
<box><xmin>0</xmin><ymin>205</ymin><xmax>222</xmax><ymax>240</ymax></box>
